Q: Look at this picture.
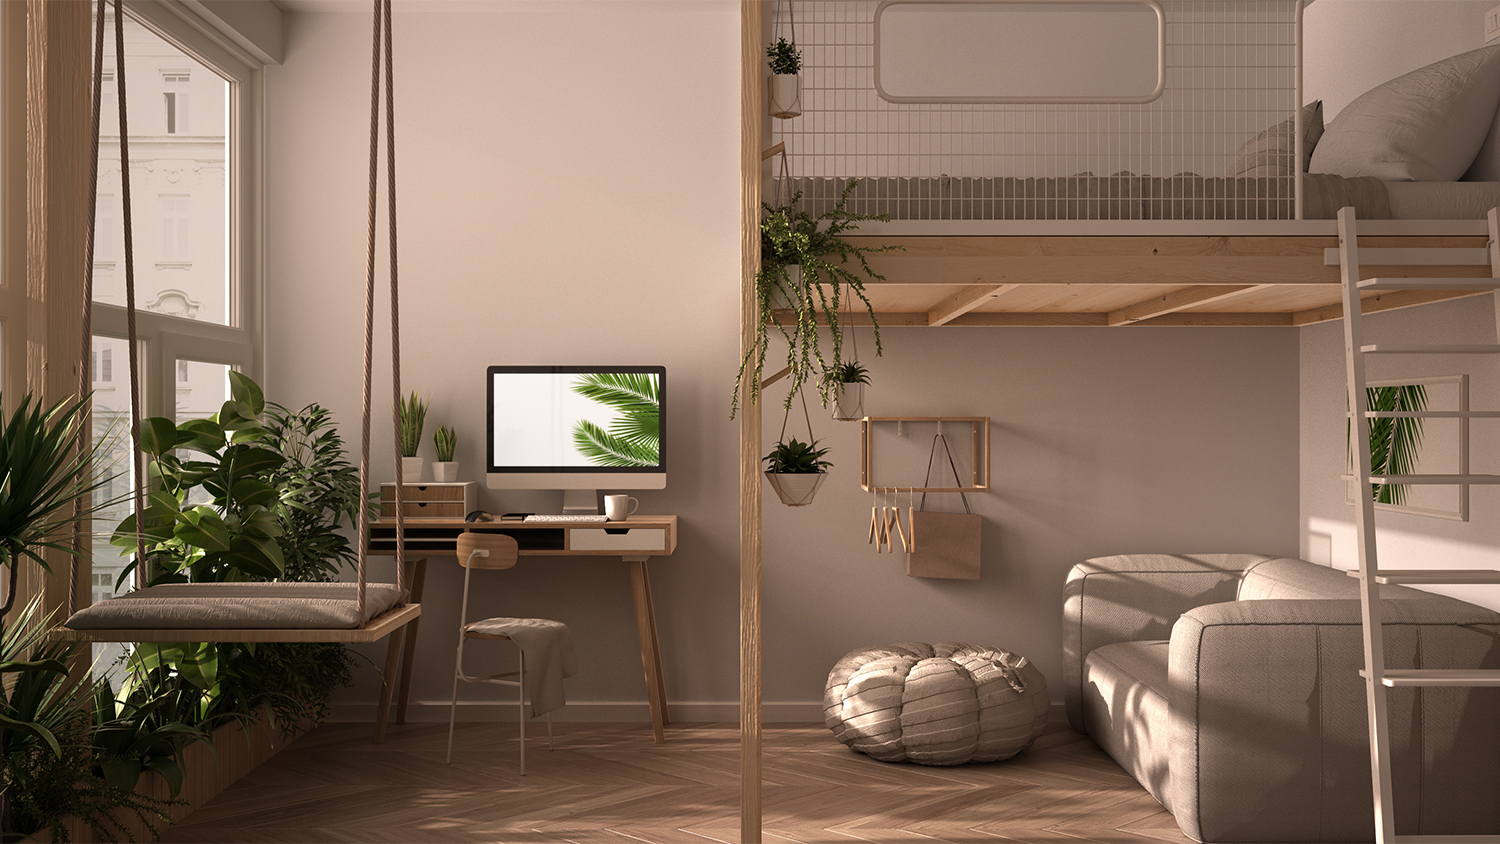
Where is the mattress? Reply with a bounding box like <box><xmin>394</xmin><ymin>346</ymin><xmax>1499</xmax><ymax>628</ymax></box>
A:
<box><xmin>65</xmin><ymin>581</ymin><xmax>407</xmax><ymax>630</ymax></box>
<box><xmin>1385</xmin><ymin>181</ymin><xmax>1500</xmax><ymax>220</ymax></box>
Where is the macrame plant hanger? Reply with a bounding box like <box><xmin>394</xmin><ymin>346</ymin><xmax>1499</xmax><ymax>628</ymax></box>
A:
<box><xmin>65</xmin><ymin>0</ymin><xmax>413</xmax><ymax>646</ymax></box>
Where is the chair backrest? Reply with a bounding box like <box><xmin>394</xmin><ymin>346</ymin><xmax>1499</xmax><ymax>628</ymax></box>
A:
<box><xmin>456</xmin><ymin>532</ymin><xmax>519</xmax><ymax>570</ymax></box>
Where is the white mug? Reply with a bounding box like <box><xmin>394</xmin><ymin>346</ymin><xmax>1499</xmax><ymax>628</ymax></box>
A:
<box><xmin>604</xmin><ymin>494</ymin><xmax>640</xmax><ymax>521</ymax></box>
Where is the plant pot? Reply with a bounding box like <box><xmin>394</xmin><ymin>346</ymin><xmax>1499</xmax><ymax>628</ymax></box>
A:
<box><xmin>833</xmin><ymin>382</ymin><xmax>865</xmax><ymax>421</ymax></box>
<box><xmin>765</xmin><ymin>471</ymin><xmax>827</xmax><ymax>506</ymax></box>
<box><xmin>401</xmin><ymin>456</ymin><xmax>424</xmax><ymax>483</ymax></box>
<box><xmin>768</xmin><ymin>73</ymin><xmax>802</xmax><ymax>119</ymax></box>
<box><xmin>431</xmin><ymin>461</ymin><xmax>458</xmax><ymax>483</ymax></box>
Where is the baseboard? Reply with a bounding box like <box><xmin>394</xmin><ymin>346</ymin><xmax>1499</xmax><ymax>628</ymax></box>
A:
<box><xmin>332</xmin><ymin>700</ymin><xmax>1070</xmax><ymax>724</ymax></box>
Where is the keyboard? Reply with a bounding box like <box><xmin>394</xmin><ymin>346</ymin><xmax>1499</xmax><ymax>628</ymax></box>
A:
<box><xmin>523</xmin><ymin>514</ymin><xmax>609</xmax><ymax>523</ymax></box>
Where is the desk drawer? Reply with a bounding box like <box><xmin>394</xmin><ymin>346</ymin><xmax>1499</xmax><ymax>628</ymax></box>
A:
<box><xmin>569</xmin><ymin>528</ymin><xmax>666</xmax><ymax>553</ymax></box>
<box><xmin>381</xmin><ymin>500</ymin><xmax>466</xmax><ymax>518</ymax></box>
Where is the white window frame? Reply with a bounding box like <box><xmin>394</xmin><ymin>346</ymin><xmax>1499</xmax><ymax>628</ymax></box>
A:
<box><xmin>90</xmin><ymin>0</ymin><xmax>265</xmax><ymax>417</ymax></box>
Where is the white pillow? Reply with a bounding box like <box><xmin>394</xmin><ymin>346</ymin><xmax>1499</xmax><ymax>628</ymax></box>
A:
<box><xmin>1229</xmin><ymin>101</ymin><xmax>1323</xmax><ymax>178</ymax></box>
<box><xmin>1464</xmin><ymin>103</ymin><xmax>1500</xmax><ymax>181</ymax></box>
<box><xmin>1312</xmin><ymin>45</ymin><xmax>1500</xmax><ymax>181</ymax></box>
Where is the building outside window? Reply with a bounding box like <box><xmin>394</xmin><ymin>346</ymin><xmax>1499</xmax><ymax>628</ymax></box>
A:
<box><xmin>162</xmin><ymin>69</ymin><xmax>188</xmax><ymax>134</ymax></box>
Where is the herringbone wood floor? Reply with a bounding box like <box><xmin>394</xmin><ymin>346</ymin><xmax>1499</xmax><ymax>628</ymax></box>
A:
<box><xmin>160</xmin><ymin>721</ymin><xmax>1192</xmax><ymax>844</ymax></box>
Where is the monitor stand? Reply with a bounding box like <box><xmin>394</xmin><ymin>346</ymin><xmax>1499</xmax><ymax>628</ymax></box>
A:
<box><xmin>561</xmin><ymin>489</ymin><xmax>600</xmax><ymax>516</ymax></box>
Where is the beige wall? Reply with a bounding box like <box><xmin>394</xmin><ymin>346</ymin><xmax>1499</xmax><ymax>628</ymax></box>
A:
<box><xmin>263</xmin><ymin>1</ymin><xmax>1301</xmax><ymax>722</ymax></box>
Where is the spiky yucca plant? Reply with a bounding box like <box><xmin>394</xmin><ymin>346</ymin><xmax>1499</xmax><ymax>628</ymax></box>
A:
<box><xmin>397</xmin><ymin>392</ymin><xmax>427</xmax><ymax>458</ymax></box>
<box><xmin>571</xmin><ymin>373</ymin><xmax>660</xmax><ymax>468</ymax></box>
<box><xmin>433</xmin><ymin>426</ymin><xmax>457</xmax><ymax>463</ymax></box>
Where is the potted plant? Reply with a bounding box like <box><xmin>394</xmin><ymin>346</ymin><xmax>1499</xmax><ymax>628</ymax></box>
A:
<box><xmin>398</xmin><ymin>391</ymin><xmax>427</xmax><ymax>482</ymax></box>
<box><xmin>824</xmin><ymin>361</ymin><xmax>870</xmax><ymax>421</ymax></box>
<box><xmin>766</xmin><ymin>36</ymin><xmax>802</xmax><ymax>119</ymax></box>
<box><xmin>432</xmin><ymin>425</ymin><xmax>458</xmax><ymax>483</ymax></box>
<box><xmin>732</xmin><ymin>180</ymin><xmax>902</xmax><ymax>419</ymax></box>
<box><xmin>763</xmin><ymin>435</ymin><xmax>831</xmax><ymax>507</ymax></box>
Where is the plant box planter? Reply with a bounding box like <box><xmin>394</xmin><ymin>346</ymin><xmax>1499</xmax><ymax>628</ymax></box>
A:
<box><xmin>49</xmin><ymin>712</ymin><xmax>309</xmax><ymax>843</ymax></box>
<box><xmin>833</xmin><ymin>383</ymin><xmax>865</xmax><ymax>421</ymax></box>
<box><xmin>768</xmin><ymin>73</ymin><xmax>802</xmax><ymax>118</ymax></box>
<box><xmin>765</xmin><ymin>471</ymin><xmax>827</xmax><ymax>506</ymax></box>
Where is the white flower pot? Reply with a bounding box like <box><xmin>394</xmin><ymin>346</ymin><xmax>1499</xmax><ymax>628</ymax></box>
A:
<box><xmin>833</xmin><ymin>383</ymin><xmax>865</xmax><ymax>421</ymax></box>
<box><xmin>765</xmin><ymin>471</ymin><xmax>827</xmax><ymax>507</ymax></box>
<box><xmin>401</xmin><ymin>456</ymin><xmax>424</xmax><ymax>483</ymax></box>
<box><xmin>431</xmin><ymin>461</ymin><xmax>458</xmax><ymax>483</ymax></box>
<box><xmin>768</xmin><ymin>73</ymin><xmax>802</xmax><ymax>119</ymax></box>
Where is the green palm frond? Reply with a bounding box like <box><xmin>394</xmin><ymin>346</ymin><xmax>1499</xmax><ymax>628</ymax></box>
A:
<box><xmin>571</xmin><ymin>374</ymin><xmax>661</xmax><ymax>468</ymax></box>
<box><xmin>1353</xmin><ymin>384</ymin><xmax>1427</xmax><ymax>506</ymax></box>
<box><xmin>573</xmin><ymin>420</ymin><xmax>658</xmax><ymax>467</ymax></box>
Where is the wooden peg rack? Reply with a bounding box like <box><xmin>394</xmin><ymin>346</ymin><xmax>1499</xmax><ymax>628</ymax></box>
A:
<box><xmin>859</xmin><ymin>416</ymin><xmax>990</xmax><ymax>493</ymax></box>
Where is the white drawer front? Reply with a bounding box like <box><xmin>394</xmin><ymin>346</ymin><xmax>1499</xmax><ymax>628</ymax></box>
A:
<box><xmin>569</xmin><ymin>527</ymin><xmax>666</xmax><ymax>553</ymax></box>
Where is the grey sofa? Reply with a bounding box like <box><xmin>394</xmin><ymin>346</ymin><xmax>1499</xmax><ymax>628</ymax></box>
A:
<box><xmin>1063</xmin><ymin>554</ymin><xmax>1500</xmax><ymax>843</ymax></box>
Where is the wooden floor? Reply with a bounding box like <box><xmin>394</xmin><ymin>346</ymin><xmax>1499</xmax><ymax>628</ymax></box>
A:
<box><xmin>160</xmin><ymin>721</ymin><xmax>1192</xmax><ymax>844</ymax></box>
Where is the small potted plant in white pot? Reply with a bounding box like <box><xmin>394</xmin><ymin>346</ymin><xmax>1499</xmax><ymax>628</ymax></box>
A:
<box><xmin>398</xmin><ymin>391</ymin><xmax>427</xmax><ymax>482</ymax></box>
<box><xmin>767</xmin><ymin>36</ymin><xmax>802</xmax><ymax>119</ymax></box>
<box><xmin>432</xmin><ymin>425</ymin><xmax>458</xmax><ymax>483</ymax></box>
<box><xmin>764</xmin><ymin>435</ymin><xmax>831</xmax><ymax>507</ymax></box>
<box><xmin>825</xmin><ymin>361</ymin><xmax>870</xmax><ymax>421</ymax></box>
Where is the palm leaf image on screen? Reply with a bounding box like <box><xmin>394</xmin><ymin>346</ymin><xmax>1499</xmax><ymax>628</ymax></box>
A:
<box><xmin>571</xmin><ymin>373</ymin><xmax>661</xmax><ymax>467</ymax></box>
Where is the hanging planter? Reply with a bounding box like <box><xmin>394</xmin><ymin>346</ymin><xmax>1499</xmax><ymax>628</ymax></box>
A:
<box><xmin>826</xmin><ymin>361</ymin><xmax>870</xmax><ymax>421</ymax></box>
<box><xmin>763</xmin><ymin>435</ymin><xmax>831</xmax><ymax>507</ymax></box>
<box><xmin>766</xmin><ymin>11</ymin><xmax>803</xmax><ymax>120</ymax></box>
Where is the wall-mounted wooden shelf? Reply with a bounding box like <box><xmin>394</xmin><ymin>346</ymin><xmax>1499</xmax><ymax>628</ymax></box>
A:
<box><xmin>859</xmin><ymin>416</ymin><xmax>990</xmax><ymax>493</ymax></box>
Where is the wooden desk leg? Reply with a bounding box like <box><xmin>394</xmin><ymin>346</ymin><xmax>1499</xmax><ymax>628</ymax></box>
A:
<box><xmin>641</xmin><ymin>563</ymin><xmax>669</xmax><ymax>726</ymax></box>
<box><xmin>626</xmin><ymin>556</ymin><xmax>667</xmax><ymax>744</ymax></box>
<box><xmin>375</xmin><ymin>623</ymin><xmax>407</xmax><ymax>744</ymax></box>
<box><xmin>396</xmin><ymin>558</ymin><xmax>428</xmax><ymax>725</ymax></box>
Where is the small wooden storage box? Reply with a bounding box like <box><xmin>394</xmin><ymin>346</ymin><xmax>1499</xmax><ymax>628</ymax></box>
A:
<box><xmin>379</xmin><ymin>482</ymin><xmax>477</xmax><ymax>519</ymax></box>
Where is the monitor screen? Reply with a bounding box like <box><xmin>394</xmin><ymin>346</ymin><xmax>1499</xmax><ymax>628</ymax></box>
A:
<box><xmin>487</xmin><ymin>366</ymin><xmax>665</xmax><ymax>478</ymax></box>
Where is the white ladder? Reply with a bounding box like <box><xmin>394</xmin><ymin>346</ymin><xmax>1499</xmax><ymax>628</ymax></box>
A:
<box><xmin>1337</xmin><ymin>206</ymin><xmax>1500</xmax><ymax>844</ymax></box>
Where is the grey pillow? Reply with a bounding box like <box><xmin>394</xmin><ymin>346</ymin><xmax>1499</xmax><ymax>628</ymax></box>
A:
<box><xmin>1228</xmin><ymin>101</ymin><xmax>1323</xmax><ymax>178</ymax></box>
<box><xmin>1312</xmin><ymin>45</ymin><xmax>1500</xmax><ymax>181</ymax></box>
<box><xmin>1464</xmin><ymin>101</ymin><xmax>1500</xmax><ymax>181</ymax></box>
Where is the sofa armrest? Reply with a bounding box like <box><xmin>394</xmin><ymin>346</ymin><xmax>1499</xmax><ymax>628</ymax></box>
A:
<box><xmin>1166</xmin><ymin>598</ymin><xmax>1500</xmax><ymax>843</ymax></box>
<box><xmin>1062</xmin><ymin>553</ymin><xmax>1272</xmax><ymax>732</ymax></box>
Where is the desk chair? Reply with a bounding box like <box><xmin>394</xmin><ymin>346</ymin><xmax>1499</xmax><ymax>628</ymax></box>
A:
<box><xmin>446</xmin><ymin>533</ymin><xmax>555</xmax><ymax>774</ymax></box>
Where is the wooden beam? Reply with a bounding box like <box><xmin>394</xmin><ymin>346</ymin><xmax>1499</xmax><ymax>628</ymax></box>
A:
<box><xmin>760</xmin><ymin>365</ymin><xmax>791</xmax><ymax>388</ymax></box>
<box><xmin>928</xmin><ymin>284</ymin><xmax>1017</xmax><ymax>326</ymax></box>
<box><xmin>1292</xmin><ymin>289</ymin><xmax>1492</xmax><ymax>326</ymax></box>
<box><xmin>949</xmin><ymin>312</ymin><xmax>1109</xmax><ymax>327</ymax></box>
<box><xmin>739</xmin><ymin>1</ymin><xmax>765</xmax><ymax>840</ymax></box>
<box><xmin>1134</xmin><ymin>311</ymin><xmax>1294</xmax><ymax>327</ymax></box>
<box><xmin>760</xmin><ymin>141</ymin><xmax>784</xmax><ymax>161</ymax></box>
<box><xmin>1107</xmin><ymin>284</ymin><xmax>1266</xmax><ymax>325</ymax></box>
<box><xmin>772</xmin><ymin>310</ymin><xmax>928</xmax><ymax>326</ymax></box>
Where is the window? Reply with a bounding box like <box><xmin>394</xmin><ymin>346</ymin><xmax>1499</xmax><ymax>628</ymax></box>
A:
<box><xmin>162</xmin><ymin>70</ymin><xmax>188</xmax><ymax>134</ymax></box>
<box><xmin>177</xmin><ymin>359</ymin><xmax>188</xmax><ymax>381</ymax></box>
<box><xmin>94</xmin><ymin>347</ymin><xmax>112</xmax><ymax>383</ymax></box>
<box><xmin>95</xmin><ymin>194</ymin><xmax>114</xmax><ymax>260</ymax></box>
<box><xmin>161</xmin><ymin>194</ymin><xmax>189</xmax><ymax>259</ymax></box>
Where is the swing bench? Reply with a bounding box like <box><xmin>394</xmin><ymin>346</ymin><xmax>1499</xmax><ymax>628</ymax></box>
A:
<box><xmin>56</xmin><ymin>0</ymin><xmax>418</xmax><ymax>742</ymax></box>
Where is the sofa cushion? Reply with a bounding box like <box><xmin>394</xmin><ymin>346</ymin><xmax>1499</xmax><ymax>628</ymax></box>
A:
<box><xmin>1082</xmin><ymin>640</ymin><xmax>1173</xmax><ymax>812</ymax></box>
<box><xmin>1238</xmin><ymin>557</ymin><xmax>1427</xmax><ymax>601</ymax></box>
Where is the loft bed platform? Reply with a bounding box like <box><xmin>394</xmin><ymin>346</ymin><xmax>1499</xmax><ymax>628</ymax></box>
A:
<box><xmin>780</xmin><ymin>217</ymin><xmax>1498</xmax><ymax>328</ymax></box>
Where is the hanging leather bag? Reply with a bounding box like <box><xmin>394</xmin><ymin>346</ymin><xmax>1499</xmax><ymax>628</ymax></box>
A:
<box><xmin>907</xmin><ymin>433</ymin><xmax>982</xmax><ymax>580</ymax></box>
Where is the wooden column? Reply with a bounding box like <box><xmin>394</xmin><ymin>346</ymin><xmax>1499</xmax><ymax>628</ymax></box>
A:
<box><xmin>739</xmin><ymin>0</ymin><xmax>766</xmax><ymax>841</ymax></box>
<box><xmin>22</xmin><ymin>0</ymin><xmax>90</xmax><ymax>618</ymax></box>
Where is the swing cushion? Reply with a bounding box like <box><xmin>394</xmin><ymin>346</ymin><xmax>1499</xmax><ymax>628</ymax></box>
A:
<box><xmin>65</xmin><ymin>582</ymin><xmax>406</xmax><ymax>630</ymax></box>
<box><xmin>824</xmin><ymin>642</ymin><xmax>1050</xmax><ymax>766</ymax></box>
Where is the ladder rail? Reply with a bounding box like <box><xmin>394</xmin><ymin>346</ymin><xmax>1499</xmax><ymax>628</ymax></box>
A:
<box><xmin>1337</xmin><ymin>207</ymin><xmax>1398</xmax><ymax>844</ymax></box>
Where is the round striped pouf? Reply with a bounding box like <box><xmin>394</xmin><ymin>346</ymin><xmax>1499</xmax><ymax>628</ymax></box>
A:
<box><xmin>823</xmin><ymin>642</ymin><xmax>1050</xmax><ymax>766</ymax></box>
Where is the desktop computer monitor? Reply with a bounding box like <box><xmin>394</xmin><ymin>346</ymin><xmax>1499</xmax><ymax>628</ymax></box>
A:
<box><xmin>487</xmin><ymin>365</ymin><xmax>665</xmax><ymax>513</ymax></box>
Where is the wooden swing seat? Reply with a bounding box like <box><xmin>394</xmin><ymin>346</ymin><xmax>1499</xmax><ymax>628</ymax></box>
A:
<box><xmin>53</xmin><ymin>604</ymin><xmax>420</xmax><ymax>644</ymax></box>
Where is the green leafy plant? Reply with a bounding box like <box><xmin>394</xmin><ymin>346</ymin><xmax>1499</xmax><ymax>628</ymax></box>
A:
<box><xmin>433</xmin><ymin>425</ymin><xmax>457</xmax><ymax>463</ymax></box>
<box><xmin>398</xmin><ymin>392</ymin><xmax>427</xmax><ymax>458</ymax></box>
<box><xmin>571</xmin><ymin>373</ymin><xmax>661</xmax><ymax>468</ymax></box>
<box><xmin>825</xmin><ymin>361</ymin><xmax>871</xmax><ymax>387</ymax></box>
<box><xmin>263</xmin><ymin>401</ymin><xmax>372</xmax><ymax>583</ymax></box>
<box><xmin>733</xmin><ymin>181</ymin><xmax>902</xmax><ymax>418</ymax></box>
<box><xmin>766</xmin><ymin>36</ymin><xmax>802</xmax><ymax>75</ymax></box>
<box><xmin>1358</xmin><ymin>384</ymin><xmax>1428</xmax><ymax>506</ymax></box>
<box><xmin>763</xmin><ymin>436</ymin><xmax>832</xmax><ymax>474</ymax></box>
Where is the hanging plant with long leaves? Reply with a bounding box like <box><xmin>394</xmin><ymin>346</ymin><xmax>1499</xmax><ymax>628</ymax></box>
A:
<box><xmin>571</xmin><ymin>372</ymin><xmax>661</xmax><ymax>467</ymax></box>
<box><xmin>1349</xmin><ymin>383</ymin><xmax>1428</xmax><ymax>506</ymax></box>
<box><xmin>732</xmin><ymin>180</ymin><xmax>902</xmax><ymax>418</ymax></box>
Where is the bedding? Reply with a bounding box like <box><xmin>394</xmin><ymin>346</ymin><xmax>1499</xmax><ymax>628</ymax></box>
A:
<box><xmin>1229</xmin><ymin>100</ymin><xmax>1323</xmax><ymax>178</ymax></box>
<box><xmin>779</xmin><ymin>173</ymin><xmax>1399</xmax><ymax>221</ymax></box>
<box><xmin>1386</xmin><ymin>180</ymin><xmax>1500</xmax><ymax>220</ymax></box>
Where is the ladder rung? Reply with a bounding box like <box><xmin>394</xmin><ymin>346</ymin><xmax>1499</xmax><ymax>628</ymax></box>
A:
<box><xmin>1361</xmin><ymin>344</ymin><xmax>1500</xmax><ymax>354</ymax></box>
<box><xmin>1358</xmin><ymin>278</ymin><xmax>1500</xmax><ymax>291</ymax></box>
<box><xmin>1328</xmin><ymin>247</ymin><xmax>1493</xmax><ymax>266</ymax></box>
<box><xmin>1346</xmin><ymin>568</ymin><xmax>1500</xmax><ymax>584</ymax></box>
<box><xmin>1360</xmin><ymin>669</ymin><xmax>1500</xmax><ymax>687</ymax></box>
<box><xmin>1391</xmin><ymin>837</ymin><xmax>1500</xmax><ymax>843</ymax></box>
<box><xmin>1343</xmin><ymin>474</ymin><xmax>1500</xmax><ymax>484</ymax></box>
<box><xmin>1361</xmin><ymin>410</ymin><xmax>1500</xmax><ymax>418</ymax></box>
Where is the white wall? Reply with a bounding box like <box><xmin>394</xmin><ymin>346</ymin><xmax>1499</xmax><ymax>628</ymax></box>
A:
<box><xmin>264</xmin><ymin>1</ymin><xmax>1302</xmax><ymax>722</ymax></box>
<box><xmin>1305</xmin><ymin>0</ymin><xmax>1497</xmax><ymax>119</ymax></box>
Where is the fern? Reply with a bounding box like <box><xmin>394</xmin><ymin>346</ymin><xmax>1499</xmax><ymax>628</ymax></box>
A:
<box><xmin>571</xmin><ymin>373</ymin><xmax>660</xmax><ymax>468</ymax></box>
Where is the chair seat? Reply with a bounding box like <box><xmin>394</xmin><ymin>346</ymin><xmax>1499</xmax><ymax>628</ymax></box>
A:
<box><xmin>464</xmin><ymin>616</ymin><xmax>568</xmax><ymax>641</ymax></box>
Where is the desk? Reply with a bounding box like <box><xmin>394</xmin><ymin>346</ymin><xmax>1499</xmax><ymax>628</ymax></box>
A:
<box><xmin>367</xmin><ymin>515</ymin><xmax>678</xmax><ymax>743</ymax></box>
